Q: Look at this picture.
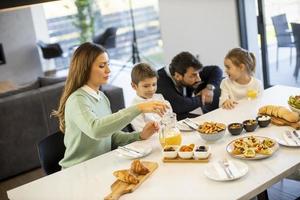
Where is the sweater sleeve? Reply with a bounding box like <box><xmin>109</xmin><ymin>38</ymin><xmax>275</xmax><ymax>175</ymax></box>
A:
<box><xmin>67</xmin><ymin>94</ymin><xmax>141</xmax><ymax>140</ymax></box>
<box><xmin>200</xmin><ymin>65</ymin><xmax>223</xmax><ymax>87</ymax></box>
<box><xmin>219</xmin><ymin>79</ymin><xmax>231</xmax><ymax>107</ymax></box>
<box><xmin>111</xmin><ymin>131</ymin><xmax>141</xmax><ymax>149</ymax></box>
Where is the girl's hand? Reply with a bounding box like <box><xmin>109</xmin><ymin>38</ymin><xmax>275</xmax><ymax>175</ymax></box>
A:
<box><xmin>140</xmin><ymin>121</ymin><xmax>160</xmax><ymax>140</ymax></box>
<box><xmin>222</xmin><ymin>99</ymin><xmax>238</xmax><ymax>109</ymax></box>
<box><xmin>136</xmin><ymin>101</ymin><xmax>168</xmax><ymax>117</ymax></box>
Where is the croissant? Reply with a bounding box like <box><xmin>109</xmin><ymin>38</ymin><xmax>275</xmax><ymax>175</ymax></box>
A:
<box><xmin>131</xmin><ymin>160</ymin><xmax>149</xmax><ymax>175</ymax></box>
<box><xmin>113</xmin><ymin>170</ymin><xmax>139</xmax><ymax>184</ymax></box>
<box><xmin>258</xmin><ymin>105</ymin><xmax>299</xmax><ymax>122</ymax></box>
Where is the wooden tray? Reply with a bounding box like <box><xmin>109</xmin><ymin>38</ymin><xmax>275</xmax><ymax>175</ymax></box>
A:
<box><xmin>162</xmin><ymin>153</ymin><xmax>211</xmax><ymax>163</ymax></box>
<box><xmin>104</xmin><ymin>161</ymin><xmax>158</xmax><ymax>200</ymax></box>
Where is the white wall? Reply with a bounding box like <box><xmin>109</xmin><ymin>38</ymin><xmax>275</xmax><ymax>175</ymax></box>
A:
<box><xmin>0</xmin><ymin>7</ymin><xmax>43</xmax><ymax>85</ymax></box>
<box><xmin>159</xmin><ymin>0</ymin><xmax>240</xmax><ymax>68</ymax></box>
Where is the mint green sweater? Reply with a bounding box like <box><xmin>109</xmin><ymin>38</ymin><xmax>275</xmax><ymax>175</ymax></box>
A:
<box><xmin>59</xmin><ymin>88</ymin><xmax>141</xmax><ymax>169</ymax></box>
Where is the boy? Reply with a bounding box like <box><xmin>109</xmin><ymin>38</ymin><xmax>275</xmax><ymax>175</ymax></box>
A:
<box><xmin>130</xmin><ymin>63</ymin><xmax>172</xmax><ymax>131</ymax></box>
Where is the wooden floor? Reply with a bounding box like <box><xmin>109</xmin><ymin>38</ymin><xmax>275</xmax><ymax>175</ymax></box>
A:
<box><xmin>1</xmin><ymin>168</ymin><xmax>300</xmax><ymax>200</ymax></box>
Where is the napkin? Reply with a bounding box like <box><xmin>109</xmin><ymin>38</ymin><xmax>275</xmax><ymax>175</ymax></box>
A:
<box><xmin>283</xmin><ymin>132</ymin><xmax>298</xmax><ymax>145</ymax></box>
<box><xmin>213</xmin><ymin>160</ymin><xmax>241</xmax><ymax>180</ymax></box>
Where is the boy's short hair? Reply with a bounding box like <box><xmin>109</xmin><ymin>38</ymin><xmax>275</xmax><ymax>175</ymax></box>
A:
<box><xmin>131</xmin><ymin>63</ymin><xmax>158</xmax><ymax>84</ymax></box>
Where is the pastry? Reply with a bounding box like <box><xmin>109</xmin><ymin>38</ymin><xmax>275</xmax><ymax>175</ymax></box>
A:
<box><xmin>113</xmin><ymin>170</ymin><xmax>139</xmax><ymax>184</ymax></box>
<box><xmin>130</xmin><ymin>160</ymin><xmax>149</xmax><ymax>175</ymax></box>
<box><xmin>243</xmin><ymin>148</ymin><xmax>256</xmax><ymax>158</ymax></box>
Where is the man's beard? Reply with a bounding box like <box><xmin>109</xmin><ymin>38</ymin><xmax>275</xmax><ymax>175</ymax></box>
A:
<box><xmin>177</xmin><ymin>79</ymin><xmax>200</xmax><ymax>89</ymax></box>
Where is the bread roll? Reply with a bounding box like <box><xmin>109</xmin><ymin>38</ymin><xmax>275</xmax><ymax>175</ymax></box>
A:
<box><xmin>131</xmin><ymin>160</ymin><xmax>149</xmax><ymax>175</ymax></box>
<box><xmin>258</xmin><ymin>105</ymin><xmax>299</xmax><ymax>122</ymax></box>
<box><xmin>113</xmin><ymin>170</ymin><xmax>139</xmax><ymax>184</ymax></box>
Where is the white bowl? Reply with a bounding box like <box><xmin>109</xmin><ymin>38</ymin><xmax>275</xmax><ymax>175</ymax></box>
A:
<box><xmin>162</xmin><ymin>145</ymin><xmax>179</xmax><ymax>159</ymax></box>
<box><xmin>198</xmin><ymin>129</ymin><xmax>226</xmax><ymax>142</ymax></box>
<box><xmin>178</xmin><ymin>145</ymin><xmax>194</xmax><ymax>159</ymax></box>
<box><xmin>289</xmin><ymin>104</ymin><xmax>300</xmax><ymax>115</ymax></box>
<box><xmin>194</xmin><ymin>146</ymin><xmax>211</xmax><ymax>159</ymax></box>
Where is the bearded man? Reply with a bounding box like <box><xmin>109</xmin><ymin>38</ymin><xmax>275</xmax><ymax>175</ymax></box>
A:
<box><xmin>157</xmin><ymin>51</ymin><xmax>223</xmax><ymax>120</ymax></box>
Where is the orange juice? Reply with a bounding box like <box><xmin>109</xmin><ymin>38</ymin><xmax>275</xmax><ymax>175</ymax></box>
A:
<box><xmin>159</xmin><ymin>131</ymin><xmax>182</xmax><ymax>147</ymax></box>
<box><xmin>247</xmin><ymin>89</ymin><xmax>258</xmax><ymax>100</ymax></box>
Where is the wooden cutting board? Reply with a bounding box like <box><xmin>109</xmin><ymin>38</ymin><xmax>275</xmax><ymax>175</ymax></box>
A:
<box><xmin>163</xmin><ymin>153</ymin><xmax>211</xmax><ymax>163</ymax></box>
<box><xmin>271</xmin><ymin>116</ymin><xmax>300</xmax><ymax>130</ymax></box>
<box><xmin>104</xmin><ymin>161</ymin><xmax>158</xmax><ymax>200</ymax></box>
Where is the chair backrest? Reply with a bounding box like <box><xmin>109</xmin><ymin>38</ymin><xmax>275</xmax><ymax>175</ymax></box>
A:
<box><xmin>271</xmin><ymin>14</ymin><xmax>294</xmax><ymax>47</ymax></box>
<box><xmin>291</xmin><ymin>23</ymin><xmax>300</xmax><ymax>50</ymax></box>
<box><xmin>93</xmin><ymin>27</ymin><xmax>118</xmax><ymax>49</ymax></box>
<box><xmin>37</xmin><ymin>131</ymin><xmax>65</xmax><ymax>175</ymax></box>
<box><xmin>37</xmin><ymin>41</ymin><xmax>63</xmax><ymax>59</ymax></box>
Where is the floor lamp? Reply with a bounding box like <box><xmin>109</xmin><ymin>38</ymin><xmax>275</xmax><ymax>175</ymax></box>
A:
<box><xmin>110</xmin><ymin>0</ymin><xmax>141</xmax><ymax>83</ymax></box>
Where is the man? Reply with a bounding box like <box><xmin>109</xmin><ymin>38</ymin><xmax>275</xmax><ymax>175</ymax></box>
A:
<box><xmin>157</xmin><ymin>51</ymin><xmax>223</xmax><ymax>120</ymax></box>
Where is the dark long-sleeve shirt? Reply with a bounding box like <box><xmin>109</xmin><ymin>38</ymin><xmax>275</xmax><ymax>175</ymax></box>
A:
<box><xmin>157</xmin><ymin>66</ymin><xmax>223</xmax><ymax>120</ymax></box>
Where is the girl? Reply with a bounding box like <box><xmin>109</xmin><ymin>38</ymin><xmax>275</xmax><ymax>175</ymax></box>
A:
<box><xmin>53</xmin><ymin>42</ymin><xmax>167</xmax><ymax>169</ymax></box>
<box><xmin>219</xmin><ymin>47</ymin><xmax>263</xmax><ymax>109</ymax></box>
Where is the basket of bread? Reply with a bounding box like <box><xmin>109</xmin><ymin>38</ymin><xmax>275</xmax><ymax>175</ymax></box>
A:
<box><xmin>258</xmin><ymin>105</ymin><xmax>300</xmax><ymax>129</ymax></box>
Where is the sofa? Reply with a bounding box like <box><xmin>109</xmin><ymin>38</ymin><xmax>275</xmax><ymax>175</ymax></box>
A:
<box><xmin>0</xmin><ymin>77</ymin><xmax>125</xmax><ymax>180</ymax></box>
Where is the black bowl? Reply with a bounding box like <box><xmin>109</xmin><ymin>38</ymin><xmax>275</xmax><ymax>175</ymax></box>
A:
<box><xmin>256</xmin><ymin>115</ymin><xmax>271</xmax><ymax>128</ymax></box>
<box><xmin>243</xmin><ymin>119</ymin><xmax>258</xmax><ymax>132</ymax></box>
<box><xmin>228</xmin><ymin>123</ymin><xmax>243</xmax><ymax>135</ymax></box>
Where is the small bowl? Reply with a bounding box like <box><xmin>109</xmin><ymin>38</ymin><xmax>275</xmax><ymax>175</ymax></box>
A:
<box><xmin>194</xmin><ymin>145</ymin><xmax>210</xmax><ymax>159</ymax></box>
<box><xmin>178</xmin><ymin>145</ymin><xmax>194</xmax><ymax>159</ymax></box>
<box><xmin>162</xmin><ymin>145</ymin><xmax>179</xmax><ymax>159</ymax></box>
<box><xmin>243</xmin><ymin>119</ymin><xmax>258</xmax><ymax>132</ymax></box>
<box><xmin>228</xmin><ymin>123</ymin><xmax>243</xmax><ymax>135</ymax></box>
<box><xmin>289</xmin><ymin>104</ymin><xmax>300</xmax><ymax>115</ymax></box>
<box><xmin>256</xmin><ymin>115</ymin><xmax>271</xmax><ymax>128</ymax></box>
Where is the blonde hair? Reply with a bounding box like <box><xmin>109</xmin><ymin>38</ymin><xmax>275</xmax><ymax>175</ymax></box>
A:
<box><xmin>52</xmin><ymin>42</ymin><xmax>107</xmax><ymax>133</ymax></box>
<box><xmin>131</xmin><ymin>63</ymin><xmax>158</xmax><ymax>84</ymax></box>
<box><xmin>225</xmin><ymin>47</ymin><xmax>256</xmax><ymax>75</ymax></box>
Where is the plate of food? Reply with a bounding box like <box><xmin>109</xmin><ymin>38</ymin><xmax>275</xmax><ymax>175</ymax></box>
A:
<box><xmin>226</xmin><ymin>136</ymin><xmax>279</xmax><ymax>160</ymax></box>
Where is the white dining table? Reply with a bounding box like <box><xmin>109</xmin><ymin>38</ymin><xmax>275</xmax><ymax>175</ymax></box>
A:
<box><xmin>7</xmin><ymin>85</ymin><xmax>300</xmax><ymax>200</ymax></box>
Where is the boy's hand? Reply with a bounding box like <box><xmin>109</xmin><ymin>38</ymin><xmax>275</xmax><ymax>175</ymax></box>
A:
<box><xmin>222</xmin><ymin>99</ymin><xmax>238</xmax><ymax>109</ymax></box>
<box><xmin>136</xmin><ymin>101</ymin><xmax>168</xmax><ymax>117</ymax></box>
<box><xmin>140</xmin><ymin>121</ymin><xmax>160</xmax><ymax>140</ymax></box>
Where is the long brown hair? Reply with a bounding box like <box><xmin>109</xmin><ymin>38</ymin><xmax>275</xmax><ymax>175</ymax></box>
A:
<box><xmin>52</xmin><ymin>42</ymin><xmax>107</xmax><ymax>133</ymax></box>
<box><xmin>225</xmin><ymin>47</ymin><xmax>256</xmax><ymax>75</ymax></box>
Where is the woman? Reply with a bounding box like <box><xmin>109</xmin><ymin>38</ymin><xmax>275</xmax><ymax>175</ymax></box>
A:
<box><xmin>53</xmin><ymin>42</ymin><xmax>167</xmax><ymax>169</ymax></box>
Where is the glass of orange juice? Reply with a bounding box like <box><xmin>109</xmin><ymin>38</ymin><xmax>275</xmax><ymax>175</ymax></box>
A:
<box><xmin>247</xmin><ymin>89</ymin><xmax>258</xmax><ymax>100</ymax></box>
<box><xmin>159</xmin><ymin>113</ymin><xmax>182</xmax><ymax>147</ymax></box>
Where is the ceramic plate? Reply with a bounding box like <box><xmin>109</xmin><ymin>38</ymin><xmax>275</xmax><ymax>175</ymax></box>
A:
<box><xmin>204</xmin><ymin>160</ymin><xmax>248</xmax><ymax>181</ymax></box>
<box><xmin>276</xmin><ymin>131</ymin><xmax>300</xmax><ymax>147</ymax></box>
<box><xmin>176</xmin><ymin>121</ymin><xmax>194</xmax><ymax>132</ymax></box>
<box><xmin>116</xmin><ymin>142</ymin><xmax>152</xmax><ymax>159</ymax></box>
<box><xmin>226</xmin><ymin>136</ymin><xmax>279</xmax><ymax>160</ymax></box>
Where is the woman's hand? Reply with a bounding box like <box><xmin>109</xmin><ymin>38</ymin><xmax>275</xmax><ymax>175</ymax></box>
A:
<box><xmin>222</xmin><ymin>99</ymin><xmax>238</xmax><ymax>109</ymax></box>
<box><xmin>140</xmin><ymin>121</ymin><xmax>160</xmax><ymax>140</ymax></box>
<box><xmin>136</xmin><ymin>100</ymin><xmax>168</xmax><ymax>117</ymax></box>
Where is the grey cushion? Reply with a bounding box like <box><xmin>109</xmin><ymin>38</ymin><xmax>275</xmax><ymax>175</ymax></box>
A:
<box><xmin>39</xmin><ymin>82</ymin><xmax>65</xmax><ymax>135</ymax></box>
<box><xmin>39</xmin><ymin>76</ymin><xmax>66</xmax><ymax>87</ymax></box>
<box><xmin>0</xmin><ymin>91</ymin><xmax>48</xmax><ymax>180</ymax></box>
<box><xmin>101</xmin><ymin>84</ymin><xmax>125</xmax><ymax>113</ymax></box>
<box><xmin>0</xmin><ymin>80</ymin><xmax>39</xmax><ymax>98</ymax></box>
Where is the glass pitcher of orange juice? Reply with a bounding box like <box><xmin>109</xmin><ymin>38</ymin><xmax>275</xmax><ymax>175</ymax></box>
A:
<box><xmin>159</xmin><ymin>113</ymin><xmax>182</xmax><ymax>147</ymax></box>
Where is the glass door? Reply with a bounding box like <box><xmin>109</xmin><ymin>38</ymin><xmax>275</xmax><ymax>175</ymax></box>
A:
<box><xmin>258</xmin><ymin>0</ymin><xmax>300</xmax><ymax>87</ymax></box>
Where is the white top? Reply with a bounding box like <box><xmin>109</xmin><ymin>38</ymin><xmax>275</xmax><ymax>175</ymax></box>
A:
<box><xmin>219</xmin><ymin>77</ymin><xmax>263</xmax><ymax>107</ymax></box>
<box><xmin>7</xmin><ymin>85</ymin><xmax>300</xmax><ymax>200</ymax></box>
<box><xmin>130</xmin><ymin>94</ymin><xmax>172</xmax><ymax>131</ymax></box>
